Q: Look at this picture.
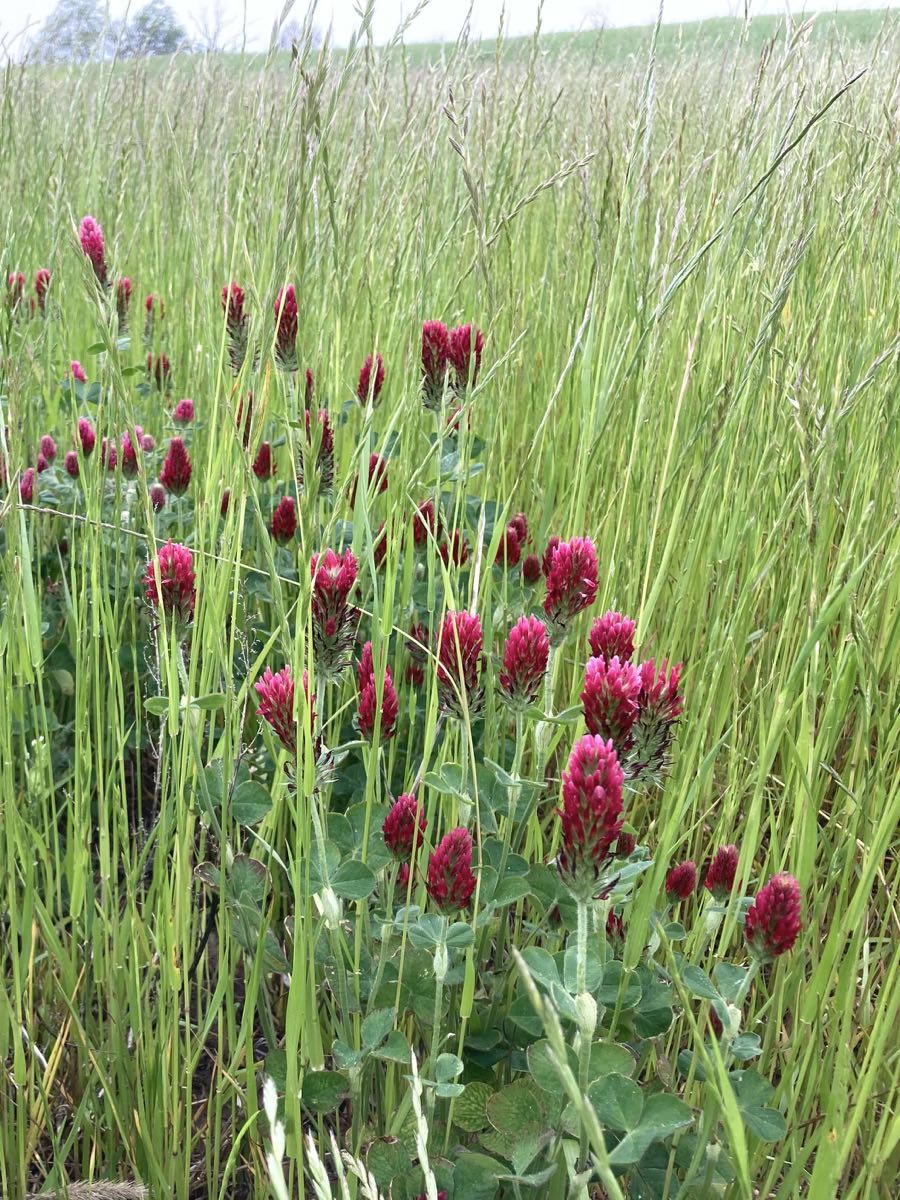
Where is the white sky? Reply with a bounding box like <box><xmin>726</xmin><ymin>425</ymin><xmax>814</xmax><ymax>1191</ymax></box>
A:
<box><xmin>3</xmin><ymin>0</ymin><xmax>895</xmax><ymax>53</ymax></box>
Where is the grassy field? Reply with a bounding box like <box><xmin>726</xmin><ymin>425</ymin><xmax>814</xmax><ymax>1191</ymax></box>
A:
<box><xmin>1</xmin><ymin>7</ymin><xmax>899</xmax><ymax>1199</ymax></box>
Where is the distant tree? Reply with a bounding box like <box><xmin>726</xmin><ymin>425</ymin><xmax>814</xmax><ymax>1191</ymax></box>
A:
<box><xmin>277</xmin><ymin>19</ymin><xmax>324</xmax><ymax>53</ymax></box>
<box><xmin>120</xmin><ymin>0</ymin><xmax>188</xmax><ymax>58</ymax></box>
<box><xmin>31</xmin><ymin>0</ymin><xmax>114</xmax><ymax>63</ymax></box>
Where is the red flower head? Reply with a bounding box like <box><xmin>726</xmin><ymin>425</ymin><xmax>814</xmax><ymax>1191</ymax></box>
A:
<box><xmin>64</xmin><ymin>450</ymin><xmax>79</xmax><ymax>478</ymax></box>
<box><xmin>500</xmin><ymin>615</ymin><xmax>549</xmax><ymax>709</ymax></box>
<box><xmin>543</xmin><ymin>537</ymin><xmax>599</xmax><ymax>641</ymax></box>
<box><xmin>439</xmin><ymin>528</ymin><xmax>469</xmax><ymax>568</ymax></box>
<box><xmin>622</xmin><ymin>658</ymin><xmax>685</xmax><ymax>786</ymax></box>
<box><xmin>79</xmin><ymin>216</ymin><xmax>107</xmax><ymax>286</ymax></box>
<box><xmin>255</xmin><ymin>665</ymin><xmax>298</xmax><ymax>753</ymax></box>
<box><xmin>495</xmin><ymin>524</ymin><xmax>522</xmax><ymax>569</ymax></box>
<box><xmin>352</xmin><ymin>454</ymin><xmax>388</xmax><ymax>507</ymax></box>
<box><xmin>149</xmin><ymin>483</ymin><xmax>166</xmax><ymax>511</ymax></box>
<box><xmin>36</xmin><ymin>453</ymin><xmax>49</xmax><ymax>473</ymax></box>
<box><xmin>220</xmin><ymin>489</ymin><xmax>230</xmax><ymax>516</ymax></box>
<box><xmin>541</xmin><ymin>536</ymin><xmax>561</xmax><ymax>577</ymax></box>
<box><xmin>357</xmin><ymin>656</ymin><xmax>399</xmax><ymax>742</ymax></box>
<box><xmin>160</xmin><ymin>436</ymin><xmax>192</xmax><ymax>495</ymax></box>
<box><xmin>145</xmin><ymin>292</ymin><xmax>164</xmax><ymax>317</ymax></box>
<box><xmin>100</xmin><ymin>438</ymin><xmax>117</xmax><ymax>471</ymax></box>
<box><xmin>236</xmin><ymin>392</ymin><xmax>253</xmax><ymax>448</ymax></box>
<box><xmin>372</xmin><ymin>522</ymin><xmax>388</xmax><ymax>570</ymax></box>
<box><xmin>144</xmin><ymin>541</ymin><xmax>195</xmax><ymax>623</ymax></box>
<box><xmin>581</xmin><ymin>654</ymin><xmax>642</xmax><ymax>749</ymax></box>
<box><xmin>173</xmin><ymin>398</ymin><xmax>194</xmax><ymax>424</ymax></box>
<box><xmin>71</xmin><ymin>360</ymin><xmax>87</xmax><ymax>384</ymax></box>
<box><xmin>427</xmin><ymin>828</ymin><xmax>476</xmax><ymax>912</ymax></box>
<box><xmin>589</xmin><ymin>610</ymin><xmax>636</xmax><ymax>664</ymax></box>
<box><xmin>77</xmin><ymin>417</ymin><xmax>96</xmax><ymax>455</ymax></box>
<box><xmin>413</xmin><ymin>499</ymin><xmax>440</xmax><ymax>548</ymax></box>
<box><xmin>436</xmin><ymin>610</ymin><xmax>484</xmax><ymax>718</ymax></box>
<box><xmin>299</xmin><ymin>407</ymin><xmax>335</xmax><ymax>495</ymax></box>
<box><xmin>120</xmin><ymin>427</ymin><xmax>148</xmax><ymax>478</ymax></box>
<box><xmin>34</xmin><ymin>269</ymin><xmax>51</xmax><ymax>314</ymax></box>
<box><xmin>357</xmin><ymin>641</ymin><xmax>375</xmax><ymax>691</ymax></box>
<box><xmin>421</xmin><ymin>319</ymin><xmax>450</xmax><ymax>409</ymax></box>
<box><xmin>252</xmin><ymin>441</ymin><xmax>276</xmax><ymax>480</ymax></box>
<box><xmin>744</xmin><ymin>873</ymin><xmax>802</xmax><ymax>961</ymax></box>
<box><xmin>310</xmin><ymin>548</ymin><xmax>359</xmax><ymax>679</ymax></box>
<box><xmin>606</xmin><ymin>908</ymin><xmax>626</xmax><ymax>947</ymax></box>
<box><xmin>665</xmin><ymin>860</ymin><xmax>697</xmax><ymax>901</ymax></box>
<box><xmin>304</xmin><ymin>368</ymin><xmax>315</xmax><ymax>407</ymax></box>
<box><xmin>509</xmin><ymin>512</ymin><xmax>528</xmax><ymax>544</ymax></box>
<box><xmin>449</xmin><ymin>323</ymin><xmax>484</xmax><ymax>393</ymax></box>
<box><xmin>6</xmin><ymin>272</ymin><xmax>25</xmax><ymax>311</ymax></box>
<box><xmin>115</xmin><ymin>276</ymin><xmax>131</xmax><ymax>327</ymax></box>
<box><xmin>383</xmin><ymin>793</ymin><xmax>426</xmax><ymax>860</ymax></box>
<box><xmin>704</xmin><ymin>844</ymin><xmax>739</xmax><ymax>901</ymax></box>
<box><xmin>271</xmin><ymin>495</ymin><xmax>297</xmax><ymax>544</ymax></box>
<box><xmin>274</xmin><ymin>284</ymin><xmax>298</xmax><ymax>370</ymax></box>
<box><xmin>357</xmin><ymin>352</ymin><xmax>385</xmax><ymax>405</ymax></box>
<box><xmin>522</xmin><ymin>553</ymin><xmax>541</xmax><ymax>585</ymax></box>
<box><xmin>557</xmin><ymin>734</ymin><xmax>624</xmax><ymax>897</ymax></box>
<box><xmin>20</xmin><ymin>467</ymin><xmax>35</xmax><ymax>503</ymax></box>
<box><xmin>616</xmin><ymin>831</ymin><xmax>636</xmax><ymax>857</ymax></box>
<box><xmin>147</xmin><ymin>352</ymin><xmax>171</xmax><ymax>391</ymax></box>
<box><xmin>405</xmin><ymin>622</ymin><xmax>429</xmax><ymax>688</ymax></box>
<box><xmin>40</xmin><ymin>435</ymin><xmax>57</xmax><ymax>462</ymax></box>
<box><xmin>222</xmin><ymin>282</ymin><xmax>249</xmax><ymax>371</ymax></box>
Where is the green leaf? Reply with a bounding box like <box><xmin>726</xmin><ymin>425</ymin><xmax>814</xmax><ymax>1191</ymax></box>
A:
<box><xmin>485</xmin><ymin>1081</ymin><xmax>545</xmax><ymax>1136</ymax></box>
<box><xmin>307</xmin><ymin>842</ymin><xmax>341</xmax><ymax>892</ymax></box>
<box><xmin>452</xmin><ymin>1152</ymin><xmax>501</xmax><ymax>1200</ymax></box>
<box><xmin>230</xmin><ymin>779</ymin><xmax>272</xmax><ymax>826</ymax></box>
<box><xmin>445</xmin><ymin>921</ymin><xmax>474</xmax><ymax>949</ymax></box>
<box><xmin>433</xmin><ymin>1053</ymin><xmax>464</xmax><ymax>1084</ymax></box>
<box><xmin>229</xmin><ymin>854</ymin><xmax>268</xmax><ymax>903</ymax></box>
<box><xmin>332</xmin><ymin>858</ymin><xmax>376</xmax><ymax>900</ymax></box>
<box><xmin>434</xmin><ymin>1082</ymin><xmax>465</xmax><ymax>1098</ymax></box>
<box><xmin>455</xmin><ymin>1082</ymin><xmax>494</xmax><ymax>1132</ymax></box>
<box><xmin>564</xmin><ymin>938</ymin><xmax>603</xmax><ymax>992</ymax></box>
<box><xmin>366</xmin><ymin>1139</ymin><xmax>411</xmax><ymax>1188</ymax></box>
<box><xmin>714</xmin><ymin>962</ymin><xmax>749</xmax><ymax>1003</ymax></box>
<box><xmin>730</xmin><ymin>1033</ymin><xmax>763</xmax><ymax>1061</ymax></box>
<box><xmin>301</xmin><ymin>1070</ymin><xmax>349</xmax><ymax>1113</ymax></box>
<box><xmin>408</xmin><ymin>914</ymin><xmax>446</xmax><ymax>948</ymax></box>
<box><xmin>732</xmin><ymin>1069</ymin><xmax>775</xmax><ymax>1108</ymax></box>
<box><xmin>598</xmin><ymin>961</ymin><xmax>642</xmax><ymax>1009</ymax></box>
<box><xmin>518</xmin><ymin>947</ymin><xmax>560</xmax><ymax>991</ymax></box>
<box><xmin>741</xmin><ymin>1105</ymin><xmax>787</xmax><ymax>1142</ymax></box>
<box><xmin>361</xmin><ymin>1007</ymin><xmax>395</xmax><ymax>1051</ymax></box>
<box><xmin>589</xmin><ymin>1042</ymin><xmax>636</xmax><ymax>1079</ymax></box>
<box><xmin>332</xmin><ymin>1040</ymin><xmax>365</xmax><ymax>1070</ymax></box>
<box><xmin>372</xmin><ymin>1030</ymin><xmax>410</xmax><ymax>1064</ymax></box>
<box><xmin>194</xmin><ymin>692</ymin><xmax>227</xmax><ymax>711</ymax></box>
<box><xmin>587</xmin><ymin>1073</ymin><xmax>643</xmax><ymax>1131</ymax></box>
<box><xmin>681</xmin><ymin>965</ymin><xmax>721</xmax><ymax>1001</ymax></box>
<box><xmin>143</xmin><ymin>695</ymin><xmax>169</xmax><ymax>716</ymax></box>
<box><xmin>636</xmin><ymin>1093</ymin><xmax>694</xmax><ymax>1140</ymax></box>
<box><xmin>492</xmin><ymin>876</ymin><xmax>532</xmax><ymax>906</ymax></box>
<box><xmin>527</xmin><ymin>1040</ymin><xmax>574</xmax><ymax>1092</ymax></box>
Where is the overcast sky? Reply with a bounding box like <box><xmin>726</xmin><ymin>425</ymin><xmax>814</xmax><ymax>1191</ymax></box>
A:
<box><xmin>5</xmin><ymin>0</ymin><xmax>894</xmax><ymax>53</ymax></box>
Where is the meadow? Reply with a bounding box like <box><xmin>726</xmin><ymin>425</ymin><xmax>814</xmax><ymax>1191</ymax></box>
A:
<box><xmin>1</xmin><ymin>8</ymin><xmax>899</xmax><ymax>1199</ymax></box>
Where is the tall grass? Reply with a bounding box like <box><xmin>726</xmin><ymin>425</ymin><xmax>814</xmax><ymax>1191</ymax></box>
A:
<box><xmin>1</xmin><ymin>8</ymin><xmax>898</xmax><ymax>1198</ymax></box>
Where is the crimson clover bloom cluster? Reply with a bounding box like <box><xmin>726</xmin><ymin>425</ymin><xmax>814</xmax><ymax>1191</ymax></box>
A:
<box><xmin>744</xmin><ymin>872</ymin><xmax>802</xmax><ymax>960</ymax></box>
<box><xmin>310</xmin><ymin>548</ymin><xmax>359</xmax><ymax>680</ymax></box>
<box><xmin>144</xmin><ymin>541</ymin><xmax>195</xmax><ymax>625</ymax></box>
<box><xmin>357</xmin><ymin>352</ymin><xmax>385</xmax><ymax>405</ymax></box>
<box><xmin>382</xmin><ymin>793</ymin><xmax>427</xmax><ymax>861</ymax></box>
<box><xmin>499</xmin><ymin>615</ymin><xmax>550</xmax><ymax>709</ymax></box>
<box><xmin>223</xmin><ymin>281</ymin><xmax>249</xmax><ymax>372</ymax></box>
<box><xmin>159</xmin><ymin>436</ymin><xmax>192</xmax><ymax>495</ymax></box>
<box><xmin>557</xmin><ymin>734</ymin><xmax>624</xmax><ymax>899</ymax></box>
<box><xmin>79</xmin><ymin>215</ymin><xmax>108</xmax><ymax>287</ymax></box>
<box><xmin>356</xmin><ymin>641</ymin><xmax>399</xmax><ymax>741</ymax></box>
<box><xmin>274</xmin><ymin>284</ymin><xmax>299</xmax><ymax>370</ymax></box>
<box><xmin>665</xmin><ymin>860</ymin><xmax>698</xmax><ymax>901</ymax></box>
<box><xmin>705</xmin><ymin>844</ymin><xmax>739</xmax><ymax>900</ymax></box>
<box><xmin>436</xmin><ymin>610</ymin><xmax>484</xmax><ymax>719</ymax></box>
<box><xmin>543</xmin><ymin>536</ymin><xmax>599</xmax><ymax>642</ymax></box>
<box><xmin>421</xmin><ymin>319</ymin><xmax>484</xmax><ymax>411</ymax></box>
<box><xmin>426</xmin><ymin>827</ymin><xmax>476</xmax><ymax>912</ymax></box>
